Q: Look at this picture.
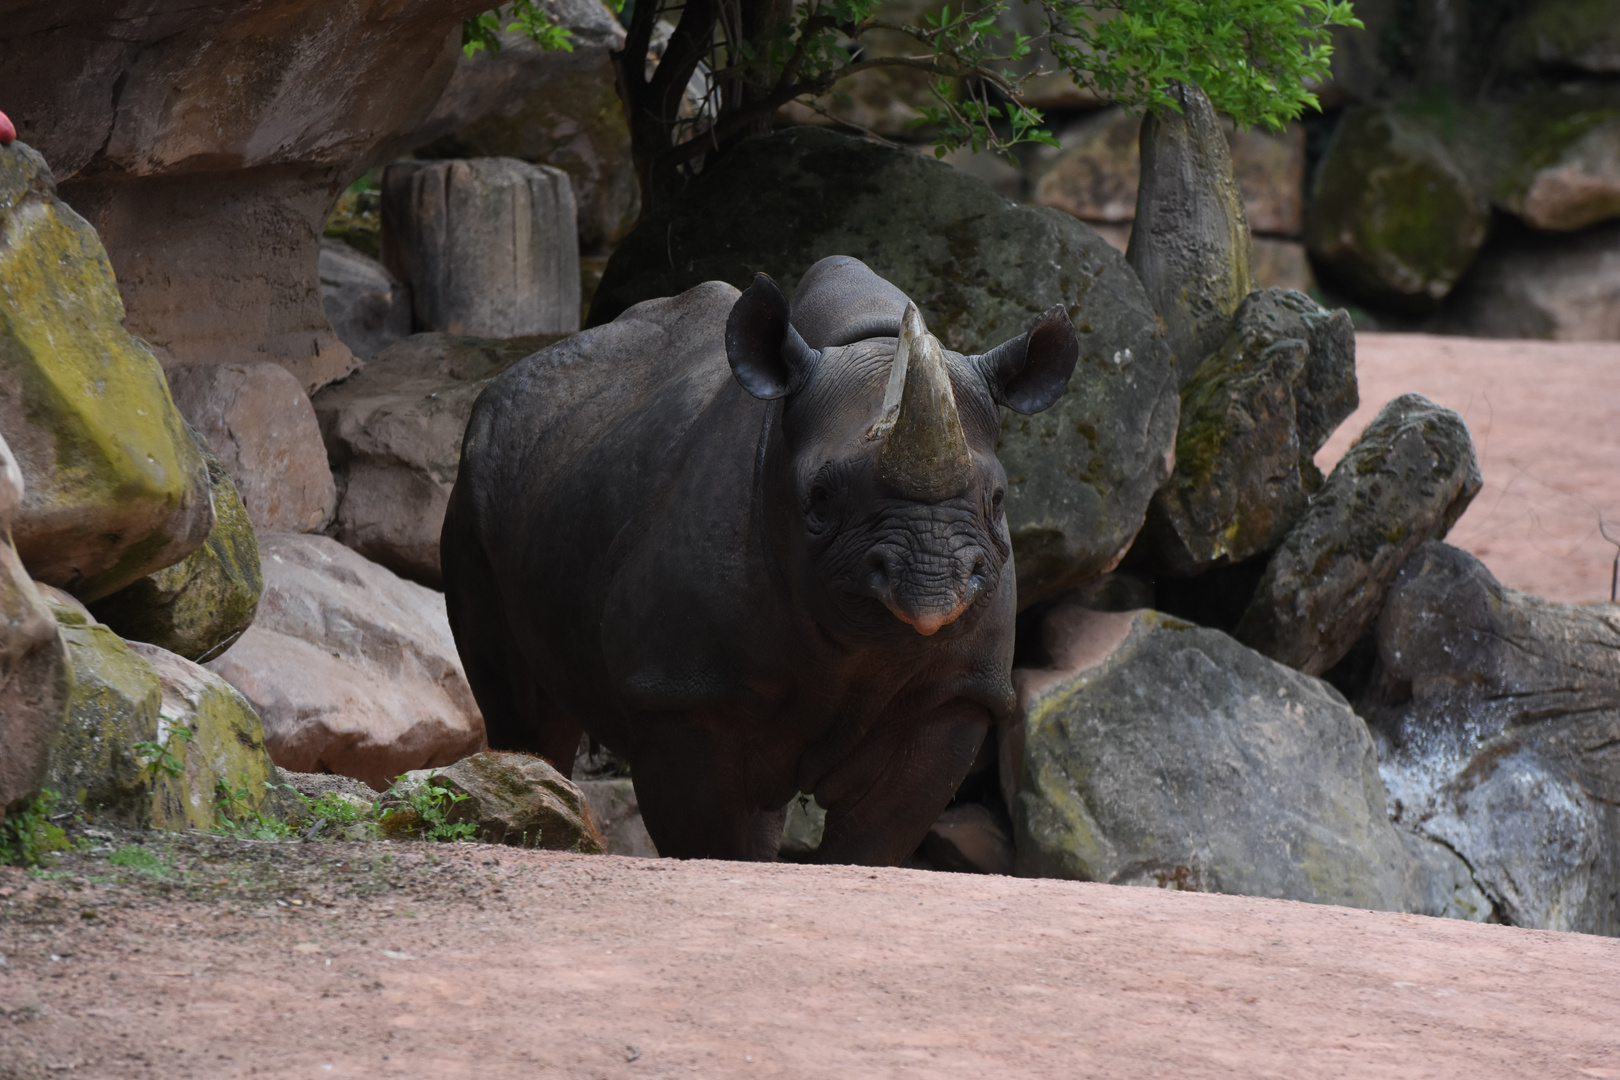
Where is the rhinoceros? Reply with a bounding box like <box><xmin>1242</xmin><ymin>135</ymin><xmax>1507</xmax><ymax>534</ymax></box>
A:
<box><xmin>441</xmin><ymin>256</ymin><xmax>1077</xmax><ymax>863</ymax></box>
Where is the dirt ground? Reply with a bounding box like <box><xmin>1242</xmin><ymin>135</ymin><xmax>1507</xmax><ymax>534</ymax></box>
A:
<box><xmin>3</xmin><ymin>832</ymin><xmax>1619</xmax><ymax>1080</ymax></box>
<box><xmin>1318</xmin><ymin>333</ymin><xmax>1620</xmax><ymax>604</ymax></box>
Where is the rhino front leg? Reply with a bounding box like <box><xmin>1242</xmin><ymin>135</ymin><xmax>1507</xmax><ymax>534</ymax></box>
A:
<box><xmin>629</xmin><ymin>715</ymin><xmax>788</xmax><ymax>861</ymax></box>
<box><xmin>812</xmin><ymin>703</ymin><xmax>989</xmax><ymax>867</ymax></box>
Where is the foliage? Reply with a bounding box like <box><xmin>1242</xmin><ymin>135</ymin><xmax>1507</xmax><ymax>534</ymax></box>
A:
<box><xmin>378</xmin><ymin>774</ymin><xmax>479</xmax><ymax>843</ymax></box>
<box><xmin>133</xmin><ymin>725</ymin><xmax>193</xmax><ymax>783</ymax></box>
<box><xmin>609</xmin><ymin>0</ymin><xmax>1361</xmax><ymax>209</ymax></box>
<box><xmin>215</xmin><ymin>778</ymin><xmax>300</xmax><ymax>840</ymax></box>
<box><xmin>463</xmin><ymin>0</ymin><xmax>626</xmax><ymax>58</ymax></box>
<box><xmin>1043</xmin><ymin>0</ymin><xmax>1362</xmax><ymax>132</ymax></box>
<box><xmin>0</xmin><ymin>790</ymin><xmax>71</xmax><ymax>868</ymax></box>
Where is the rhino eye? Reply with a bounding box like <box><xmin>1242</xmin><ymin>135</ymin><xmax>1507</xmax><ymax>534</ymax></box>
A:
<box><xmin>991</xmin><ymin>488</ymin><xmax>1005</xmax><ymax>515</ymax></box>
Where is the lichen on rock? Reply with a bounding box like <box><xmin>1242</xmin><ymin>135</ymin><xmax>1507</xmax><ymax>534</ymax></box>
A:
<box><xmin>0</xmin><ymin>141</ymin><xmax>214</xmax><ymax>601</ymax></box>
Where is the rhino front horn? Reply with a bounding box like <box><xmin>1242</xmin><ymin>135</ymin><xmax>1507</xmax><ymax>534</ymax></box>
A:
<box><xmin>872</xmin><ymin>303</ymin><xmax>973</xmax><ymax>501</ymax></box>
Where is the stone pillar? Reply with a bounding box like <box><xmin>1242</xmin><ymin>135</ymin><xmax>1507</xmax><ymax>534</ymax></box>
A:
<box><xmin>382</xmin><ymin>158</ymin><xmax>581</xmax><ymax>337</ymax></box>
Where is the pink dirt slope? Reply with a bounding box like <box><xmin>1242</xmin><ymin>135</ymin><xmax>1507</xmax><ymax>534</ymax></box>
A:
<box><xmin>1319</xmin><ymin>333</ymin><xmax>1620</xmax><ymax>604</ymax></box>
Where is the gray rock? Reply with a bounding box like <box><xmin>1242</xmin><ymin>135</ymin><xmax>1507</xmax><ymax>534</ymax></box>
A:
<box><xmin>313</xmin><ymin>332</ymin><xmax>563</xmax><ymax>586</ymax></box>
<box><xmin>1432</xmin><ymin>220</ymin><xmax>1620</xmax><ymax>341</ymax></box>
<box><xmin>1236</xmin><ymin>394</ymin><xmax>1482</xmax><ymax>675</ymax></box>
<box><xmin>206</xmin><ymin>533</ymin><xmax>485</xmax><ymax>791</ymax></box>
<box><xmin>1007</xmin><ymin>603</ymin><xmax>1439</xmax><ymax>913</ymax></box>
<box><xmin>319</xmin><ymin>239</ymin><xmax>411</xmax><ymax>360</ymax></box>
<box><xmin>1031</xmin><ymin>109</ymin><xmax>1142</xmax><ymax>224</ymax></box>
<box><xmin>577</xmin><ymin>778</ymin><xmax>659</xmax><ymax>858</ymax></box>
<box><xmin>403</xmin><ymin>7</ymin><xmax>637</xmax><ymax>250</ymax></box>
<box><xmin>383</xmin><ymin>751</ymin><xmax>605</xmax><ymax>852</ymax></box>
<box><xmin>0</xmin><ymin>434</ymin><xmax>71</xmax><ymax>815</ymax></box>
<box><xmin>381</xmin><ymin>158</ymin><xmax>581</xmax><ymax>337</ymax></box>
<box><xmin>588</xmin><ymin>126</ymin><xmax>1177</xmax><ymax>606</ymax></box>
<box><xmin>1496</xmin><ymin>115</ymin><xmax>1620</xmax><ymax>233</ymax></box>
<box><xmin>779</xmin><ymin>793</ymin><xmax>828</xmax><ymax>859</ymax></box>
<box><xmin>1135</xmin><ymin>289</ymin><xmax>1358</xmax><ymax>577</ymax></box>
<box><xmin>90</xmin><ymin>435</ymin><xmax>263</xmax><ymax>663</ymax></box>
<box><xmin>166</xmin><ymin>361</ymin><xmax>337</xmax><ymax>534</ymax></box>
<box><xmin>1126</xmin><ymin>82</ymin><xmax>1255</xmax><ymax>385</ymax></box>
<box><xmin>1502</xmin><ymin>0</ymin><xmax>1620</xmax><ymax>75</ymax></box>
<box><xmin>1359</xmin><ymin>542</ymin><xmax>1620</xmax><ymax>935</ymax></box>
<box><xmin>1305</xmin><ymin>106</ymin><xmax>1489</xmax><ymax>313</ymax></box>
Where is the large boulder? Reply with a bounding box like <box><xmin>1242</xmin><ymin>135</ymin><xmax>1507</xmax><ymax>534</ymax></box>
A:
<box><xmin>0</xmin><ymin>433</ymin><xmax>70</xmax><ymax>815</ymax></box>
<box><xmin>0</xmin><ymin>141</ymin><xmax>215</xmax><ymax>601</ymax></box>
<box><xmin>383</xmin><ymin>751</ymin><xmax>605</xmax><ymax>852</ymax></box>
<box><xmin>89</xmin><ymin>436</ymin><xmax>262</xmax><ymax>664</ymax></box>
<box><xmin>1433</xmin><ymin>220</ymin><xmax>1620</xmax><ymax>341</ymax></box>
<box><xmin>1501</xmin><ymin>0</ymin><xmax>1620</xmax><ymax>75</ymax></box>
<box><xmin>312</xmin><ymin>332</ymin><xmax>561</xmax><ymax>586</ymax></box>
<box><xmin>1306</xmin><ymin>106</ymin><xmax>1490</xmax><ymax>313</ymax></box>
<box><xmin>1006</xmin><ymin>602</ymin><xmax>1474</xmax><ymax>916</ymax></box>
<box><xmin>1126</xmin><ymin>82</ymin><xmax>1255</xmax><ymax>385</ymax></box>
<box><xmin>403</xmin><ymin>5</ymin><xmax>637</xmax><ymax>250</ymax></box>
<box><xmin>129</xmin><ymin>642</ymin><xmax>288</xmax><ymax>832</ymax></box>
<box><xmin>1236</xmin><ymin>394</ymin><xmax>1482</xmax><ymax>675</ymax></box>
<box><xmin>589</xmin><ymin>126</ymin><xmax>1177</xmax><ymax>605</ymax></box>
<box><xmin>1</xmin><ymin>0</ymin><xmax>494</xmax><ymax>393</ymax></box>
<box><xmin>1495</xmin><ymin>114</ymin><xmax>1620</xmax><ymax>233</ymax></box>
<box><xmin>165</xmin><ymin>361</ymin><xmax>337</xmax><ymax>534</ymax></box>
<box><xmin>1360</xmin><ymin>542</ymin><xmax>1620</xmax><ymax>935</ymax></box>
<box><xmin>319</xmin><ymin>239</ymin><xmax>411</xmax><ymax>361</ymax></box>
<box><xmin>206</xmin><ymin>532</ymin><xmax>485</xmax><ymax>790</ymax></box>
<box><xmin>1134</xmin><ymin>289</ymin><xmax>1358</xmax><ymax>577</ymax></box>
<box><xmin>381</xmin><ymin>158</ymin><xmax>581</xmax><ymax>337</ymax></box>
<box><xmin>44</xmin><ymin>600</ymin><xmax>162</xmax><ymax>825</ymax></box>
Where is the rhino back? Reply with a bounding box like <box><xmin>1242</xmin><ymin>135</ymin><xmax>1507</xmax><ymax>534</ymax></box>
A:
<box><xmin>454</xmin><ymin>281</ymin><xmax>764</xmax><ymax>728</ymax></box>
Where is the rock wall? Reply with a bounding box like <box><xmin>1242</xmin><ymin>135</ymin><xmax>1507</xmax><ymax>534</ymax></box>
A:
<box><xmin>0</xmin><ymin>0</ymin><xmax>493</xmax><ymax>394</ymax></box>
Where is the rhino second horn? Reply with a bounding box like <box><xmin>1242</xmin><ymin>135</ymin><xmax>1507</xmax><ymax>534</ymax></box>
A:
<box><xmin>875</xmin><ymin>303</ymin><xmax>973</xmax><ymax>501</ymax></box>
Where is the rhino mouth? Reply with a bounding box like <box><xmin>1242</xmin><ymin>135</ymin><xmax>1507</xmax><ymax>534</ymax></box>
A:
<box><xmin>867</xmin><ymin>549</ymin><xmax>991</xmax><ymax>636</ymax></box>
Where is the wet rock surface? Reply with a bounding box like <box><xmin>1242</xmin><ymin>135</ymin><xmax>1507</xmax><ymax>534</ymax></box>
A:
<box><xmin>386</xmin><ymin>751</ymin><xmax>605</xmax><ymax>853</ymax></box>
<box><xmin>1007</xmin><ymin>603</ymin><xmax>1439</xmax><ymax>913</ymax></box>
<box><xmin>589</xmin><ymin>127</ymin><xmax>1176</xmax><ymax>605</ymax></box>
<box><xmin>1135</xmin><ymin>288</ymin><xmax>1358</xmax><ymax>577</ymax></box>
<box><xmin>1237</xmin><ymin>394</ymin><xmax>1482</xmax><ymax>675</ymax></box>
<box><xmin>206</xmin><ymin>532</ymin><xmax>485</xmax><ymax>790</ymax></box>
<box><xmin>1359</xmin><ymin>542</ymin><xmax>1620</xmax><ymax>934</ymax></box>
<box><xmin>165</xmin><ymin>361</ymin><xmax>337</xmax><ymax>534</ymax></box>
<box><xmin>89</xmin><ymin>438</ymin><xmax>263</xmax><ymax>663</ymax></box>
<box><xmin>1125</xmin><ymin>82</ymin><xmax>1254</xmax><ymax>385</ymax></box>
<box><xmin>0</xmin><ymin>141</ymin><xmax>215</xmax><ymax>602</ymax></box>
<box><xmin>313</xmin><ymin>331</ymin><xmax>561</xmax><ymax>586</ymax></box>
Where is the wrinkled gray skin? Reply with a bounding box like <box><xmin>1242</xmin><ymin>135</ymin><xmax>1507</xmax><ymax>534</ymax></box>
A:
<box><xmin>442</xmin><ymin>257</ymin><xmax>1077</xmax><ymax>863</ymax></box>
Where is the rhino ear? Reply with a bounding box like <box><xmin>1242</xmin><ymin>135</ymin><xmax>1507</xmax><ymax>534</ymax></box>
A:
<box><xmin>726</xmin><ymin>273</ymin><xmax>821</xmax><ymax>399</ymax></box>
<box><xmin>971</xmin><ymin>304</ymin><xmax>1079</xmax><ymax>414</ymax></box>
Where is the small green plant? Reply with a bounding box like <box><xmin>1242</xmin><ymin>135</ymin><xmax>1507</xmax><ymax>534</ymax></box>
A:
<box><xmin>379</xmin><ymin>774</ymin><xmax>479</xmax><ymax>843</ymax></box>
<box><xmin>462</xmin><ymin>0</ymin><xmax>624</xmax><ymax>58</ymax></box>
<box><xmin>107</xmin><ymin>844</ymin><xmax>166</xmax><ymax>876</ymax></box>
<box><xmin>214</xmin><ymin>777</ymin><xmax>299</xmax><ymax>840</ymax></box>
<box><xmin>133</xmin><ymin>725</ymin><xmax>194</xmax><ymax>783</ymax></box>
<box><xmin>0</xmin><ymin>790</ymin><xmax>71</xmax><ymax>868</ymax></box>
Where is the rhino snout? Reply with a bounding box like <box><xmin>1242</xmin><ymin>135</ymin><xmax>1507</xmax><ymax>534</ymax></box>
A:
<box><xmin>864</xmin><ymin>543</ymin><xmax>991</xmax><ymax>636</ymax></box>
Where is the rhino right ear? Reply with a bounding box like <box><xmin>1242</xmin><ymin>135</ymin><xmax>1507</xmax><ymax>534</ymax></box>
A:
<box><xmin>726</xmin><ymin>273</ymin><xmax>820</xmax><ymax>399</ymax></box>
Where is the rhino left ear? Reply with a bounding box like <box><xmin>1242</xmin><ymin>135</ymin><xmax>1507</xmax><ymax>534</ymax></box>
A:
<box><xmin>971</xmin><ymin>304</ymin><xmax>1079</xmax><ymax>414</ymax></box>
<box><xmin>726</xmin><ymin>273</ymin><xmax>821</xmax><ymax>399</ymax></box>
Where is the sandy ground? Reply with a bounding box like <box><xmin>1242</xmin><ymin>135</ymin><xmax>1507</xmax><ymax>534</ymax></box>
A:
<box><xmin>3</xmin><ymin>836</ymin><xmax>1619</xmax><ymax>1080</ymax></box>
<box><xmin>1318</xmin><ymin>333</ymin><xmax>1620</xmax><ymax>604</ymax></box>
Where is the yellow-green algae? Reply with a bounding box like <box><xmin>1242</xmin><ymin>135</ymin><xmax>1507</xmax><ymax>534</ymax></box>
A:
<box><xmin>0</xmin><ymin>142</ymin><xmax>211</xmax><ymax>600</ymax></box>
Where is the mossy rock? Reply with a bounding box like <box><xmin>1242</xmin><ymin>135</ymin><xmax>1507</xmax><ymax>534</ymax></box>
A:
<box><xmin>1493</xmin><ymin>108</ymin><xmax>1620</xmax><ymax>232</ymax></box>
<box><xmin>324</xmin><ymin>188</ymin><xmax>381</xmax><ymax>260</ymax></box>
<box><xmin>44</xmin><ymin>601</ymin><xmax>162</xmax><ymax>825</ymax></box>
<box><xmin>0</xmin><ymin>141</ymin><xmax>214</xmax><ymax>601</ymax></box>
<box><xmin>129</xmin><ymin>642</ymin><xmax>289</xmax><ymax>832</ymax></box>
<box><xmin>90</xmin><ymin>435</ymin><xmax>263</xmax><ymax>662</ymax></box>
<box><xmin>1305</xmin><ymin>107</ymin><xmax>1489</xmax><ymax>313</ymax></box>
<box><xmin>382</xmin><ymin>751</ymin><xmax>606</xmax><ymax>852</ymax></box>
<box><xmin>1501</xmin><ymin>0</ymin><xmax>1620</xmax><ymax>76</ymax></box>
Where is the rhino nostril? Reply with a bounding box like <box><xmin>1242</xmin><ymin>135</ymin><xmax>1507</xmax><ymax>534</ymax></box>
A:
<box><xmin>865</xmin><ymin>551</ymin><xmax>893</xmax><ymax>594</ymax></box>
